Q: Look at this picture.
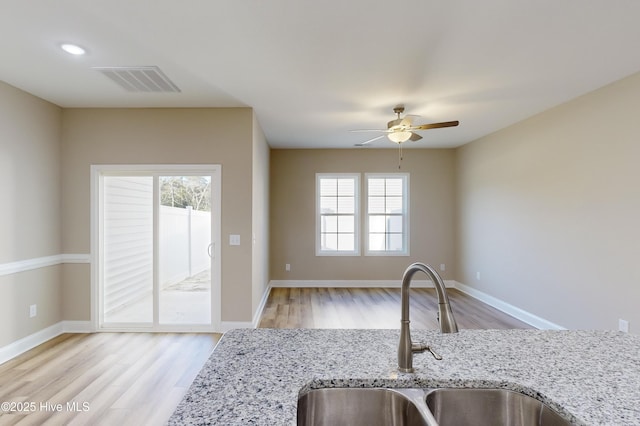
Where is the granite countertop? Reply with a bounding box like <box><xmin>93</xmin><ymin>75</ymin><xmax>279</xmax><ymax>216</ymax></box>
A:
<box><xmin>169</xmin><ymin>328</ymin><xmax>640</xmax><ymax>425</ymax></box>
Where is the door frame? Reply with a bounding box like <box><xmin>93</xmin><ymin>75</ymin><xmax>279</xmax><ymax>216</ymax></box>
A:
<box><xmin>90</xmin><ymin>164</ymin><xmax>222</xmax><ymax>332</ymax></box>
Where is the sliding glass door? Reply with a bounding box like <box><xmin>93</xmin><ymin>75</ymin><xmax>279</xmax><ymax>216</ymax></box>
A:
<box><xmin>94</xmin><ymin>165</ymin><xmax>221</xmax><ymax>331</ymax></box>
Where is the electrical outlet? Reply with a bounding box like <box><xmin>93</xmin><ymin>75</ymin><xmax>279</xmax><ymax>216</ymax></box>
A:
<box><xmin>29</xmin><ymin>304</ymin><xmax>37</xmax><ymax>318</ymax></box>
<box><xmin>476</xmin><ymin>271</ymin><xmax>481</xmax><ymax>280</ymax></box>
<box><xmin>439</xmin><ymin>264</ymin><xmax>446</xmax><ymax>272</ymax></box>
<box><xmin>619</xmin><ymin>319</ymin><xmax>629</xmax><ymax>333</ymax></box>
<box><xmin>285</xmin><ymin>263</ymin><xmax>291</xmax><ymax>272</ymax></box>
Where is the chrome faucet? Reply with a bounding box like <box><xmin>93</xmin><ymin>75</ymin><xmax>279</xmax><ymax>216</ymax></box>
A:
<box><xmin>398</xmin><ymin>262</ymin><xmax>458</xmax><ymax>373</ymax></box>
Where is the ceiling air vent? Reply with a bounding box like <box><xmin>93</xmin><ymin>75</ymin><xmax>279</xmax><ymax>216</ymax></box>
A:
<box><xmin>93</xmin><ymin>66</ymin><xmax>181</xmax><ymax>93</ymax></box>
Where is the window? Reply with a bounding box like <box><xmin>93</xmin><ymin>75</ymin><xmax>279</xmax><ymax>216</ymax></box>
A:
<box><xmin>316</xmin><ymin>174</ymin><xmax>360</xmax><ymax>255</ymax></box>
<box><xmin>365</xmin><ymin>173</ymin><xmax>409</xmax><ymax>256</ymax></box>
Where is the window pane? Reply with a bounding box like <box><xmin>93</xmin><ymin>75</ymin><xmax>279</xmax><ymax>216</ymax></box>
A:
<box><xmin>386</xmin><ymin>196</ymin><xmax>403</xmax><ymax>213</ymax></box>
<box><xmin>103</xmin><ymin>176</ymin><xmax>153</xmax><ymax>324</ymax></box>
<box><xmin>388</xmin><ymin>234</ymin><xmax>404</xmax><ymax>251</ymax></box>
<box><xmin>386</xmin><ymin>179</ymin><xmax>403</xmax><ymax>196</ymax></box>
<box><xmin>322</xmin><ymin>215</ymin><xmax>337</xmax><ymax>232</ymax></box>
<box><xmin>321</xmin><ymin>233</ymin><xmax>337</xmax><ymax>251</ymax></box>
<box><xmin>337</xmin><ymin>179</ymin><xmax>354</xmax><ymax>196</ymax></box>
<box><xmin>388</xmin><ymin>215</ymin><xmax>403</xmax><ymax>233</ymax></box>
<box><xmin>369</xmin><ymin>234</ymin><xmax>385</xmax><ymax>251</ymax></box>
<box><xmin>338</xmin><ymin>216</ymin><xmax>354</xmax><ymax>233</ymax></box>
<box><xmin>320</xmin><ymin>178</ymin><xmax>337</xmax><ymax>196</ymax></box>
<box><xmin>320</xmin><ymin>196</ymin><xmax>337</xmax><ymax>213</ymax></box>
<box><xmin>337</xmin><ymin>233</ymin><xmax>355</xmax><ymax>251</ymax></box>
<box><xmin>368</xmin><ymin>178</ymin><xmax>385</xmax><ymax>196</ymax></box>
<box><xmin>369</xmin><ymin>215</ymin><xmax>385</xmax><ymax>233</ymax></box>
<box><xmin>368</xmin><ymin>196</ymin><xmax>385</xmax><ymax>214</ymax></box>
<box><xmin>337</xmin><ymin>196</ymin><xmax>354</xmax><ymax>213</ymax></box>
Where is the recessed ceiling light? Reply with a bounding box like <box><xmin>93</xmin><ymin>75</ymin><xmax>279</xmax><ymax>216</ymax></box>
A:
<box><xmin>60</xmin><ymin>43</ymin><xmax>86</xmax><ymax>55</ymax></box>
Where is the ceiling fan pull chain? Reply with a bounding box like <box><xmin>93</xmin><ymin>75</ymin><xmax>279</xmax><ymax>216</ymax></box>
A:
<box><xmin>398</xmin><ymin>143</ymin><xmax>403</xmax><ymax>169</ymax></box>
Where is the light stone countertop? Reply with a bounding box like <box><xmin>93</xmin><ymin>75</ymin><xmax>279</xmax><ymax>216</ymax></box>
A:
<box><xmin>169</xmin><ymin>328</ymin><xmax>640</xmax><ymax>425</ymax></box>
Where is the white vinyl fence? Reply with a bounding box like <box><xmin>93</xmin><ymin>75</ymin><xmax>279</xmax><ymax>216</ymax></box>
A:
<box><xmin>159</xmin><ymin>205</ymin><xmax>211</xmax><ymax>287</ymax></box>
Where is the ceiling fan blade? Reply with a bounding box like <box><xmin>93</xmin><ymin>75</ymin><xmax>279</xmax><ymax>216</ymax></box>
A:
<box><xmin>409</xmin><ymin>132</ymin><xmax>422</xmax><ymax>142</ymax></box>
<box><xmin>387</xmin><ymin>118</ymin><xmax>402</xmax><ymax>129</ymax></box>
<box><xmin>412</xmin><ymin>120</ymin><xmax>460</xmax><ymax>130</ymax></box>
<box><xmin>355</xmin><ymin>135</ymin><xmax>386</xmax><ymax>146</ymax></box>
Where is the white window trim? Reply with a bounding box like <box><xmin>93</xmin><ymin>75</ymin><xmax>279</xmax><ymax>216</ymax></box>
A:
<box><xmin>316</xmin><ymin>173</ymin><xmax>360</xmax><ymax>256</ymax></box>
<box><xmin>364</xmin><ymin>173</ymin><xmax>410</xmax><ymax>256</ymax></box>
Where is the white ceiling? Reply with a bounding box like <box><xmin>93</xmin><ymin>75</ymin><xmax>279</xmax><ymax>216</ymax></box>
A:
<box><xmin>2</xmin><ymin>0</ymin><xmax>640</xmax><ymax>149</ymax></box>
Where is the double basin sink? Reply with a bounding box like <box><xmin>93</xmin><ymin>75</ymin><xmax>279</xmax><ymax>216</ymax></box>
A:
<box><xmin>297</xmin><ymin>387</ymin><xmax>572</xmax><ymax>426</ymax></box>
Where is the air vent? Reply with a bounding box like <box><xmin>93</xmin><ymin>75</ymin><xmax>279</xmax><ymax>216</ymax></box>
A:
<box><xmin>93</xmin><ymin>66</ymin><xmax>181</xmax><ymax>93</ymax></box>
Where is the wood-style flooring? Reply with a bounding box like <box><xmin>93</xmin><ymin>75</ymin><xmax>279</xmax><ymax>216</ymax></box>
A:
<box><xmin>0</xmin><ymin>333</ymin><xmax>220</xmax><ymax>426</ymax></box>
<box><xmin>0</xmin><ymin>287</ymin><xmax>530</xmax><ymax>425</ymax></box>
<box><xmin>258</xmin><ymin>287</ymin><xmax>533</xmax><ymax>330</ymax></box>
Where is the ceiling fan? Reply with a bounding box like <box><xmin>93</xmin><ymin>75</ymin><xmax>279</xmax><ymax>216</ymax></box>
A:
<box><xmin>352</xmin><ymin>105</ymin><xmax>459</xmax><ymax>146</ymax></box>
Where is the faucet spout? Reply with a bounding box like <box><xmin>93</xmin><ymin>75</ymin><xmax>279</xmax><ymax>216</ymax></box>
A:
<box><xmin>398</xmin><ymin>262</ymin><xmax>458</xmax><ymax>372</ymax></box>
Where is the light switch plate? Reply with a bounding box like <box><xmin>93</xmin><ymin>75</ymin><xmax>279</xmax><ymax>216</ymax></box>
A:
<box><xmin>229</xmin><ymin>234</ymin><xmax>240</xmax><ymax>246</ymax></box>
<box><xmin>619</xmin><ymin>318</ymin><xmax>629</xmax><ymax>333</ymax></box>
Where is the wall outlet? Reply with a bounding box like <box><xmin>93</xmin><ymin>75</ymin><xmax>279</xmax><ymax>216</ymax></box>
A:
<box><xmin>439</xmin><ymin>264</ymin><xmax>446</xmax><ymax>272</ymax></box>
<box><xmin>29</xmin><ymin>304</ymin><xmax>37</xmax><ymax>318</ymax></box>
<box><xmin>476</xmin><ymin>271</ymin><xmax>481</xmax><ymax>280</ymax></box>
<box><xmin>619</xmin><ymin>318</ymin><xmax>630</xmax><ymax>333</ymax></box>
<box><xmin>285</xmin><ymin>263</ymin><xmax>291</xmax><ymax>272</ymax></box>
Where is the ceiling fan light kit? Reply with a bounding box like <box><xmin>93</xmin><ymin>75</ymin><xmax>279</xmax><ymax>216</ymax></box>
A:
<box><xmin>388</xmin><ymin>131</ymin><xmax>412</xmax><ymax>143</ymax></box>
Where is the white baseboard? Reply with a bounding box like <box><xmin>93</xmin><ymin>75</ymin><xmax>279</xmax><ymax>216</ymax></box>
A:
<box><xmin>252</xmin><ymin>283</ymin><xmax>271</xmax><ymax>326</ymax></box>
<box><xmin>453</xmin><ymin>281</ymin><xmax>565</xmax><ymax>330</ymax></box>
<box><xmin>60</xmin><ymin>320</ymin><xmax>94</xmax><ymax>333</ymax></box>
<box><xmin>269</xmin><ymin>279</ymin><xmax>456</xmax><ymax>288</ymax></box>
<box><xmin>0</xmin><ymin>321</ymin><xmax>93</xmax><ymax>365</ymax></box>
<box><xmin>0</xmin><ymin>322</ymin><xmax>61</xmax><ymax>365</ymax></box>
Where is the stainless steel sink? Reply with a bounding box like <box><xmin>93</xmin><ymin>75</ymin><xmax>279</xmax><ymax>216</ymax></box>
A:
<box><xmin>297</xmin><ymin>388</ymin><xmax>434</xmax><ymax>426</ymax></box>
<box><xmin>425</xmin><ymin>388</ymin><xmax>571</xmax><ymax>426</ymax></box>
<box><xmin>297</xmin><ymin>388</ymin><xmax>572</xmax><ymax>426</ymax></box>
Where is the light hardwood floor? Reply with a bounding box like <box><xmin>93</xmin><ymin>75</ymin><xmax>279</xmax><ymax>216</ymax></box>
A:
<box><xmin>0</xmin><ymin>332</ymin><xmax>220</xmax><ymax>426</ymax></box>
<box><xmin>258</xmin><ymin>287</ymin><xmax>533</xmax><ymax>330</ymax></box>
<box><xmin>0</xmin><ymin>287</ymin><xmax>530</xmax><ymax>425</ymax></box>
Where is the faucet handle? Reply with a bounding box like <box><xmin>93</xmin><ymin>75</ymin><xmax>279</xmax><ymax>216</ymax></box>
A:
<box><xmin>411</xmin><ymin>343</ymin><xmax>443</xmax><ymax>360</ymax></box>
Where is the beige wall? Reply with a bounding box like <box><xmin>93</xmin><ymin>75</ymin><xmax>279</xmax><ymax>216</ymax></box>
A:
<box><xmin>0</xmin><ymin>82</ymin><xmax>62</xmax><ymax>262</ymax></box>
<box><xmin>456</xmin><ymin>71</ymin><xmax>640</xmax><ymax>331</ymax></box>
<box><xmin>60</xmin><ymin>108</ymin><xmax>258</xmax><ymax>323</ymax></box>
<box><xmin>0</xmin><ymin>81</ymin><xmax>63</xmax><ymax>346</ymax></box>
<box><xmin>270</xmin><ymin>148</ymin><xmax>456</xmax><ymax>281</ymax></box>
